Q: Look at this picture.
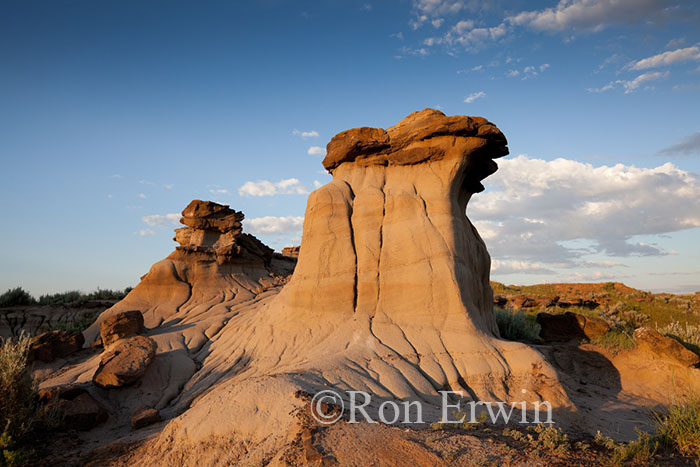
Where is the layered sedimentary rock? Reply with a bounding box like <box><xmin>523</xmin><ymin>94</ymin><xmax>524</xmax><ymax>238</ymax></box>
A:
<box><xmin>37</xmin><ymin>110</ymin><xmax>700</xmax><ymax>464</ymax></box>
<box><xmin>132</xmin><ymin>110</ymin><xmax>577</xmax><ymax>462</ymax></box>
<box><xmin>174</xmin><ymin>200</ymin><xmax>273</xmax><ymax>265</ymax></box>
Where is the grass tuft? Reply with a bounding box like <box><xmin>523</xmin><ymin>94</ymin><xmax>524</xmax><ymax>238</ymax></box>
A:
<box><xmin>653</xmin><ymin>396</ymin><xmax>700</xmax><ymax>458</ymax></box>
<box><xmin>495</xmin><ymin>308</ymin><xmax>542</xmax><ymax>343</ymax></box>
<box><xmin>591</xmin><ymin>328</ymin><xmax>636</xmax><ymax>354</ymax></box>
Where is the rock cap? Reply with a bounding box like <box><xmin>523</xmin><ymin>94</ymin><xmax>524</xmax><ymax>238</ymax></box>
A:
<box><xmin>322</xmin><ymin>108</ymin><xmax>508</xmax><ymax>173</ymax></box>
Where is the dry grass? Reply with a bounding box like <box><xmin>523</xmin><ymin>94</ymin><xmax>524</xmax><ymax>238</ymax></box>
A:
<box><xmin>654</xmin><ymin>396</ymin><xmax>700</xmax><ymax>459</ymax></box>
<box><xmin>0</xmin><ymin>333</ymin><xmax>39</xmax><ymax>465</ymax></box>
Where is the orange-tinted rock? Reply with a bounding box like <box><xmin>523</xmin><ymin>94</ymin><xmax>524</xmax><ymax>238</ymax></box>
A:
<box><xmin>634</xmin><ymin>327</ymin><xmax>700</xmax><ymax>367</ymax></box>
<box><xmin>322</xmin><ymin>108</ymin><xmax>508</xmax><ymax>194</ymax></box>
<box><xmin>93</xmin><ymin>335</ymin><xmax>157</xmax><ymax>388</ymax></box>
<box><xmin>100</xmin><ymin>310</ymin><xmax>144</xmax><ymax>346</ymax></box>
<box><xmin>181</xmin><ymin>200</ymin><xmax>244</xmax><ymax>232</ymax></box>
<box><xmin>61</xmin><ymin>393</ymin><xmax>109</xmax><ymax>431</ymax></box>
<box><xmin>131</xmin><ymin>406</ymin><xmax>161</xmax><ymax>429</ymax></box>
<box><xmin>30</xmin><ymin>330</ymin><xmax>84</xmax><ymax>362</ymax></box>
<box><xmin>536</xmin><ymin>312</ymin><xmax>611</xmax><ymax>342</ymax></box>
<box><xmin>38</xmin><ymin>384</ymin><xmax>86</xmax><ymax>404</ymax></box>
<box><xmin>174</xmin><ymin>200</ymin><xmax>272</xmax><ymax>265</ymax></box>
<box><xmin>281</xmin><ymin>246</ymin><xmax>300</xmax><ymax>258</ymax></box>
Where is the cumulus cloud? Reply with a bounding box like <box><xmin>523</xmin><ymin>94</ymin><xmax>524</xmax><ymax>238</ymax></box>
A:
<box><xmin>630</xmin><ymin>46</ymin><xmax>700</xmax><ymax>70</ymax></box>
<box><xmin>657</xmin><ymin>131</ymin><xmax>700</xmax><ymax>156</ymax></box>
<box><xmin>292</xmin><ymin>129</ymin><xmax>320</xmax><ymax>139</ymax></box>
<box><xmin>588</xmin><ymin>71</ymin><xmax>669</xmax><ymax>93</ymax></box>
<box><xmin>238</xmin><ymin>178</ymin><xmax>309</xmax><ymax>197</ymax></box>
<box><xmin>138</xmin><ymin>229</ymin><xmax>156</xmax><ymax>236</ymax></box>
<box><xmin>469</xmin><ymin>155</ymin><xmax>700</xmax><ymax>268</ymax></box>
<box><xmin>507</xmin><ymin>0</ymin><xmax>674</xmax><ymax>33</ymax></box>
<box><xmin>307</xmin><ymin>146</ymin><xmax>326</xmax><ymax>156</ymax></box>
<box><xmin>464</xmin><ymin>91</ymin><xmax>485</xmax><ymax>103</ymax></box>
<box><xmin>142</xmin><ymin>213</ymin><xmax>180</xmax><ymax>227</ymax></box>
<box><xmin>244</xmin><ymin>216</ymin><xmax>304</xmax><ymax>235</ymax></box>
<box><xmin>491</xmin><ymin>260</ymin><xmax>554</xmax><ymax>275</ymax></box>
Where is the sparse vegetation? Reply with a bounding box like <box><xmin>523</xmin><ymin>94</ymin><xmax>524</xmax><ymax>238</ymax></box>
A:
<box><xmin>491</xmin><ymin>281</ymin><xmax>700</xmax><ymax>329</ymax></box>
<box><xmin>653</xmin><ymin>396</ymin><xmax>700</xmax><ymax>458</ymax></box>
<box><xmin>38</xmin><ymin>287</ymin><xmax>133</xmax><ymax>306</ymax></box>
<box><xmin>657</xmin><ymin>321</ymin><xmax>700</xmax><ymax>356</ymax></box>
<box><xmin>0</xmin><ymin>333</ymin><xmax>38</xmax><ymax>465</ymax></box>
<box><xmin>503</xmin><ymin>424</ymin><xmax>571</xmax><ymax>455</ymax></box>
<box><xmin>495</xmin><ymin>308</ymin><xmax>542</xmax><ymax>343</ymax></box>
<box><xmin>590</xmin><ymin>396</ymin><xmax>700</xmax><ymax>465</ymax></box>
<box><xmin>0</xmin><ymin>288</ymin><xmax>35</xmax><ymax>308</ymax></box>
<box><xmin>591</xmin><ymin>328</ymin><xmax>636</xmax><ymax>354</ymax></box>
<box><xmin>594</xmin><ymin>429</ymin><xmax>658</xmax><ymax>466</ymax></box>
<box><xmin>0</xmin><ymin>287</ymin><xmax>133</xmax><ymax>309</ymax></box>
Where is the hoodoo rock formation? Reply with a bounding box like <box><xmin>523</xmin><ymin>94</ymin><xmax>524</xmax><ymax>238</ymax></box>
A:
<box><xmin>33</xmin><ymin>110</ymin><xmax>700</xmax><ymax>465</ymax></box>
<box><xmin>129</xmin><ymin>109</ymin><xmax>577</xmax><ymax>462</ymax></box>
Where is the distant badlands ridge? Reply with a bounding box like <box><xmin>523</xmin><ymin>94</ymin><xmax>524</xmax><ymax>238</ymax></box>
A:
<box><xmin>27</xmin><ymin>109</ymin><xmax>700</xmax><ymax>465</ymax></box>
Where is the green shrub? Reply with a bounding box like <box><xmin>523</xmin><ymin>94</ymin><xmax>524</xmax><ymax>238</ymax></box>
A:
<box><xmin>495</xmin><ymin>308</ymin><xmax>542</xmax><ymax>343</ymax></box>
<box><xmin>38</xmin><ymin>287</ymin><xmax>132</xmax><ymax>306</ymax></box>
<box><xmin>0</xmin><ymin>288</ymin><xmax>35</xmax><ymax>308</ymax></box>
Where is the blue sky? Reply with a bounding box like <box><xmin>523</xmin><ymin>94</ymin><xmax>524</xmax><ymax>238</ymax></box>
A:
<box><xmin>1</xmin><ymin>0</ymin><xmax>699</xmax><ymax>296</ymax></box>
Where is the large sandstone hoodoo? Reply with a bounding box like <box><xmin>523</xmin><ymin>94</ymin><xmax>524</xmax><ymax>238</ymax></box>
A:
<box><xmin>260</xmin><ymin>109</ymin><xmax>564</xmax><ymax>400</ymax></box>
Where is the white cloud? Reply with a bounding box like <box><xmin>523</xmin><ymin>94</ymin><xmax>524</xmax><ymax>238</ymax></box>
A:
<box><xmin>307</xmin><ymin>146</ymin><xmax>326</xmax><ymax>156</ymax></box>
<box><xmin>507</xmin><ymin>64</ymin><xmax>550</xmax><ymax>79</ymax></box>
<box><xmin>244</xmin><ymin>216</ymin><xmax>304</xmax><ymax>235</ymax></box>
<box><xmin>464</xmin><ymin>91</ymin><xmax>486</xmax><ymax>103</ymax></box>
<box><xmin>471</xmin><ymin>65</ymin><xmax>483</xmax><ymax>71</ymax></box>
<box><xmin>423</xmin><ymin>21</ymin><xmax>507</xmax><ymax>50</ymax></box>
<box><xmin>292</xmin><ymin>129</ymin><xmax>320</xmax><ymax>139</ymax></box>
<box><xmin>238</xmin><ymin>178</ymin><xmax>309</xmax><ymax>197</ymax></box>
<box><xmin>138</xmin><ymin>193</ymin><xmax>147</xmax><ymax>199</ymax></box>
<box><xmin>491</xmin><ymin>260</ymin><xmax>554</xmax><ymax>275</ymax></box>
<box><xmin>110</xmin><ymin>174</ymin><xmax>122</xmax><ymax>179</ymax></box>
<box><xmin>469</xmin><ymin>155</ymin><xmax>700</xmax><ymax>268</ymax></box>
<box><xmin>507</xmin><ymin>0</ymin><xmax>674</xmax><ymax>33</ymax></box>
<box><xmin>163</xmin><ymin>184</ymin><xmax>174</xmax><ymax>190</ymax></box>
<box><xmin>209</xmin><ymin>188</ymin><xmax>230</xmax><ymax>194</ymax></box>
<box><xmin>142</xmin><ymin>213</ymin><xmax>180</xmax><ymax>227</ymax></box>
<box><xmin>432</xmin><ymin>18</ymin><xmax>444</xmax><ymax>28</ymax></box>
<box><xmin>107</xmin><ymin>194</ymin><xmax>113</xmax><ymax>199</ymax></box>
<box><xmin>413</xmin><ymin>0</ymin><xmax>465</xmax><ymax>16</ymax></box>
<box><xmin>559</xmin><ymin>271</ymin><xmax>627</xmax><ymax>282</ymax></box>
<box><xmin>588</xmin><ymin>71</ymin><xmax>669</xmax><ymax>93</ymax></box>
<box><xmin>138</xmin><ymin>229</ymin><xmax>156</xmax><ymax>237</ymax></box>
<box><xmin>629</xmin><ymin>46</ymin><xmax>700</xmax><ymax>70</ymax></box>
